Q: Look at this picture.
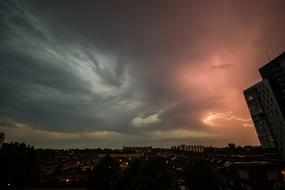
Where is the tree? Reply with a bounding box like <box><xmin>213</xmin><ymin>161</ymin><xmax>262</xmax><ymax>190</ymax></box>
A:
<box><xmin>119</xmin><ymin>157</ymin><xmax>179</xmax><ymax>190</ymax></box>
<box><xmin>184</xmin><ymin>158</ymin><xmax>217</xmax><ymax>190</ymax></box>
<box><xmin>88</xmin><ymin>155</ymin><xmax>121</xmax><ymax>190</ymax></box>
<box><xmin>274</xmin><ymin>181</ymin><xmax>285</xmax><ymax>190</ymax></box>
<box><xmin>0</xmin><ymin>142</ymin><xmax>41</xmax><ymax>190</ymax></box>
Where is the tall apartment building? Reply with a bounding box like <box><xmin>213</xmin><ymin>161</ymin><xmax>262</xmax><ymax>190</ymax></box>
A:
<box><xmin>244</xmin><ymin>52</ymin><xmax>285</xmax><ymax>161</ymax></box>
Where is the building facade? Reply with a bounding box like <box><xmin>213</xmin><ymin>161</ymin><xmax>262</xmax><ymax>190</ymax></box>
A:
<box><xmin>171</xmin><ymin>144</ymin><xmax>205</xmax><ymax>153</ymax></box>
<box><xmin>244</xmin><ymin>52</ymin><xmax>285</xmax><ymax>161</ymax></box>
<box><xmin>210</xmin><ymin>160</ymin><xmax>283</xmax><ymax>190</ymax></box>
<box><xmin>259</xmin><ymin>52</ymin><xmax>285</xmax><ymax>117</ymax></box>
<box><xmin>123</xmin><ymin>146</ymin><xmax>152</xmax><ymax>153</ymax></box>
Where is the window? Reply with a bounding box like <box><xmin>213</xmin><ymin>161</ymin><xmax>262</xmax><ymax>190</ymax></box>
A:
<box><xmin>247</xmin><ymin>95</ymin><xmax>254</xmax><ymax>101</ymax></box>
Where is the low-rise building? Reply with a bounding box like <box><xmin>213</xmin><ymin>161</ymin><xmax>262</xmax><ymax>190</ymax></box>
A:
<box><xmin>171</xmin><ymin>144</ymin><xmax>205</xmax><ymax>153</ymax></box>
<box><xmin>210</xmin><ymin>160</ymin><xmax>283</xmax><ymax>190</ymax></box>
<box><xmin>123</xmin><ymin>146</ymin><xmax>152</xmax><ymax>153</ymax></box>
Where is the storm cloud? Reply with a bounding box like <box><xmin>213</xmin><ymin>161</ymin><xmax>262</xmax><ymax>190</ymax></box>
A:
<box><xmin>1</xmin><ymin>0</ymin><xmax>285</xmax><ymax>148</ymax></box>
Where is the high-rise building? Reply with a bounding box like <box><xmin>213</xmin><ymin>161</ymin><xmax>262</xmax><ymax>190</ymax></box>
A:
<box><xmin>244</xmin><ymin>52</ymin><xmax>285</xmax><ymax>161</ymax></box>
<box><xmin>259</xmin><ymin>52</ymin><xmax>285</xmax><ymax>117</ymax></box>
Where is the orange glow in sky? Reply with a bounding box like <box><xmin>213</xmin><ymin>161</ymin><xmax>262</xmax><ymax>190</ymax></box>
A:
<box><xmin>202</xmin><ymin>111</ymin><xmax>252</xmax><ymax>127</ymax></box>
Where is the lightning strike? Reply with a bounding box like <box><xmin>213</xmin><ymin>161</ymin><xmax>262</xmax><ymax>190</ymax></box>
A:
<box><xmin>203</xmin><ymin>111</ymin><xmax>252</xmax><ymax>127</ymax></box>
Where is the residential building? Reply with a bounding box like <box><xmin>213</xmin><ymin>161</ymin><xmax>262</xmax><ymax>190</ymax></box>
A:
<box><xmin>209</xmin><ymin>160</ymin><xmax>283</xmax><ymax>190</ymax></box>
<box><xmin>244</xmin><ymin>52</ymin><xmax>285</xmax><ymax>161</ymax></box>
<box><xmin>171</xmin><ymin>144</ymin><xmax>205</xmax><ymax>153</ymax></box>
<box><xmin>123</xmin><ymin>146</ymin><xmax>152</xmax><ymax>153</ymax></box>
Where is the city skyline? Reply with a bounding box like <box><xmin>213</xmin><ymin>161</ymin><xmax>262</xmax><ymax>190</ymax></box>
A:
<box><xmin>1</xmin><ymin>0</ymin><xmax>285</xmax><ymax>148</ymax></box>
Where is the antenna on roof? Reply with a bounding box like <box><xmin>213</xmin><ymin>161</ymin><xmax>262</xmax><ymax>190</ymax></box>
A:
<box><xmin>265</xmin><ymin>50</ymin><xmax>271</xmax><ymax>61</ymax></box>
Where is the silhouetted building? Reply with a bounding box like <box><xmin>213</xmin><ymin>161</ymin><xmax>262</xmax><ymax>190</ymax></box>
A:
<box><xmin>259</xmin><ymin>52</ymin><xmax>285</xmax><ymax>117</ymax></box>
<box><xmin>244</xmin><ymin>80</ymin><xmax>277</xmax><ymax>149</ymax></box>
<box><xmin>244</xmin><ymin>52</ymin><xmax>285</xmax><ymax>161</ymax></box>
<box><xmin>171</xmin><ymin>144</ymin><xmax>205</xmax><ymax>153</ymax></box>
<box><xmin>0</xmin><ymin>132</ymin><xmax>4</xmax><ymax>149</ymax></box>
<box><xmin>209</xmin><ymin>160</ymin><xmax>283</xmax><ymax>190</ymax></box>
<box><xmin>123</xmin><ymin>146</ymin><xmax>152</xmax><ymax>153</ymax></box>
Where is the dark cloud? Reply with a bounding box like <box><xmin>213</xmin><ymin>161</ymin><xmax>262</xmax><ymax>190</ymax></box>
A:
<box><xmin>0</xmin><ymin>0</ymin><xmax>135</xmax><ymax>133</ymax></box>
<box><xmin>211</xmin><ymin>64</ymin><xmax>233</xmax><ymax>70</ymax></box>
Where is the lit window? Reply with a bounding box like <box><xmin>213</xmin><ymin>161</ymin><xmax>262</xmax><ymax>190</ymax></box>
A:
<box><xmin>247</xmin><ymin>96</ymin><xmax>254</xmax><ymax>101</ymax></box>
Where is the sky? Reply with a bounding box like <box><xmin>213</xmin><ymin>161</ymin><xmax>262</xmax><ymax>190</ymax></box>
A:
<box><xmin>1</xmin><ymin>0</ymin><xmax>285</xmax><ymax>149</ymax></box>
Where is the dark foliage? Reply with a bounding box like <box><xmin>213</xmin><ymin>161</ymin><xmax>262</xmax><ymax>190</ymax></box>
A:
<box><xmin>119</xmin><ymin>157</ymin><xmax>179</xmax><ymax>190</ymax></box>
<box><xmin>88</xmin><ymin>155</ymin><xmax>121</xmax><ymax>190</ymax></box>
<box><xmin>184</xmin><ymin>158</ymin><xmax>217</xmax><ymax>190</ymax></box>
<box><xmin>0</xmin><ymin>142</ymin><xmax>41</xmax><ymax>190</ymax></box>
<box><xmin>274</xmin><ymin>181</ymin><xmax>285</xmax><ymax>190</ymax></box>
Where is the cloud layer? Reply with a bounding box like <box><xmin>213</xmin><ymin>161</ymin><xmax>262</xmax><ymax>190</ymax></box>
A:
<box><xmin>1</xmin><ymin>0</ymin><xmax>285</xmax><ymax>148</ymax></box>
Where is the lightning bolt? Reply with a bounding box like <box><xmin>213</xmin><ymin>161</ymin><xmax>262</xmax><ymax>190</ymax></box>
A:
<box><xmin>203</xmin><ymin>111</ymin><xmax>252</xmax><ymax>127</ymax></box>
